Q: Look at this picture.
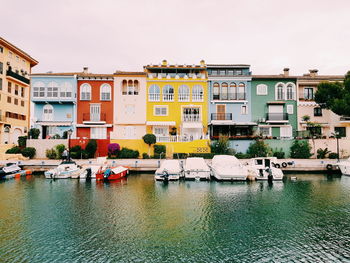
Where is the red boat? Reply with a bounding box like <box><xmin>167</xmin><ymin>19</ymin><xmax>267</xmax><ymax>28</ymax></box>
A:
<box><xmin>96</xmin><ymin>166</ymin><xmax>129</xmax><ymax>181</ymax></box>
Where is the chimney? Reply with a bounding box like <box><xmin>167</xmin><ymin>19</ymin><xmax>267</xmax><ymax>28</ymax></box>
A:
<box><xmin>309</xmin><ymin>69</ymin><xmax>318</xmax><ymax>77</ymax></box>
<box><xmin>200</xmin><ymin>60</ymin><xmax>206</xmax><ymax>66</ymax></box>
<box><xmin>83</xmin><ymin>67</ymin><xmax>89</xmax><ymax>74</ymax></box>
<box><xmin>162</xmin><ymin>60</ymin><xmax>167</xmax><ymax>66</ymax></box>
<box><xmin>283</xmin><ymin>68</ymin><xmax>290</xmax><ymax>77</ymax></box>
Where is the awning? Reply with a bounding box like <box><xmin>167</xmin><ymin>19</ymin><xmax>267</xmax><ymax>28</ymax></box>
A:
<box><xmin>76</xmin><ymin>124</ymin><xmax>113</xmax><ymax>128</ymax></box>
<box><xmin>146</xmin><ymin>121</ymin><xmax>176</xmax><ymax>126</ymax></box>
<box><xmin>36</xmin><ymin>121</ymin><xmax>72</xmax><ymax>126</ymax></box>
<box><xmin>182</xmin><ymin>122</ymin><xmax>203</xmax><ymax>129</ymax></box>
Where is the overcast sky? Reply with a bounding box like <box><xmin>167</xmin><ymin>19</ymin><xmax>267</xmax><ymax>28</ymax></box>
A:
<box><xmin>2</xmin><ymin>0</ymin><xmax>349</xmax><ymax>75</ymax></box>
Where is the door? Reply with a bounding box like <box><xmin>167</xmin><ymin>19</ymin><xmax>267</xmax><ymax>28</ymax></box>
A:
<box><xmin>216</xmin><ymin>105</ymin><xmax>225</xmax><ymax>120</ymax></box>
<box><xmin>90</xmin><ymin>104</ymin><xmax>101</xmax><ymax>121</ymax></box>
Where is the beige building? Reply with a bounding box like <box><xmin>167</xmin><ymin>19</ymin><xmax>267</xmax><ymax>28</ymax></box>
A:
<box><xmin>297</xmin><ymin>70</ymin><xmax>345</xmax><ymax>138</ymax></box>
<box><xmin>0</xmin><ymin>37</ymin><xmax>38</xmax><ymax>144</ymax></box>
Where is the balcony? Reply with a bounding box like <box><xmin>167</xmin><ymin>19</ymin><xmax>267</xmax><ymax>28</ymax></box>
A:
<box><xmin>183</xmin><ymin>114</ymin><xmax>201</xmax><ymax>122</ymax></box>
<box><xmin>266</xmin><ymin>113</ymin><xmax>289</xmax><ymax>122</ymax></box>
<box><xmin>149</xmin><ymin>93</ymin><xmax>160</xmax><ymax>101</ymax></box>
<box><xmin>211</xmin><ymin>113</ymin><xmax>233</xmax><ymax>121</ymax></box>
<box><xmin>213</xmin><ymin>92</ymin><xmax>246</xmax><ymax>101</ymax></box>
<box><xmin>6</xmin><ymin>69</ymin><xmax>30</xmax><ymax>85</ymax></box>
<box><xmin>83</xmin><ymin>113</ymin><xmax>106</xmax><ymax>123</ymax></box>
<box><xmin>156</xmin><ymin>134</ymin><xmax>209</xmax><ymax>143</ymax></box>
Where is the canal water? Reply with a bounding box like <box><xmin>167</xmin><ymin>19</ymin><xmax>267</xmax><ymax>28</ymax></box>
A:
<box><xmin>1</xmin><ymin>174</ymin><xmax>350</xmax><ymax>262</ymax></box>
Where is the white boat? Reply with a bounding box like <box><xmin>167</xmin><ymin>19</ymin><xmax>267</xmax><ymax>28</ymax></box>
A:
<box><xmin>249</xmin><ymin>157</ymin><xmax>284</xmax><ymax>181</ymax></box>
<box><xmin>336</xmin><ymin>158</ymin><xmax>350</xmax><ymax>176</ymax></box>
<box><xmin>184</xmin><ymin>157</ymin><xmax>211</xmax><ymax>180</ymax></box>
<box><xmin>0</xmin><ymin>163</ymin><xmax>31</xmax><ymax>180</ymax></box>
<box><xmin>45</xmin><ymin>161</ymin><xmax>85</xmax><ymax>179</ymax></box>
<box><xmin>155</xmin><ymin>160</ymin><xmax>183</xmax><ymax>181</ymax></box>
<box><xmin>210</xmin><ymin>155</ymin><xmax>248</xmax><ymax>181</ymax></box>
<box><xmin>80</xmin><ymin>157</ymin><xmax>109</xmax><ymax>179</ymax></box>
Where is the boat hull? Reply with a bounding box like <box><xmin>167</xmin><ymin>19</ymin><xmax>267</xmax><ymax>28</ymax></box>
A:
<box><xmin>184</xmin><ymin>171</ymin><xmax>211</xmax><ymax>180</ymax></box>
<box><xmin>96</xmin><ymin>167</ymin><xmax>128</xmax><ymax>181</ymax></box>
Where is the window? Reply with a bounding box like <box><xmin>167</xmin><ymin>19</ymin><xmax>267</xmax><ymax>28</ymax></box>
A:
<box><xmin>21</xmin><ymin>101</ymin><xmax>24</xmax><ymax>107</ymax></box>
<box><xmin>125</xmin><ymin>105</ymin><xmax>135</xmax><ymax>115</ymax></box>
<box><xmin>14</xmin><ymin>98</ymin><xmax>18</xmax><ymax>105</ymax></box>
<box><xmin>0</xmin><ymin>62</ymin><xmax>3</xmax><ymax>74</ymax></box>
<box><xmin>221</xmin><ymin>83</ymin><xmax>228</xmax><ymax>100</ymax></box>
<box><xmin>276</xmin><ymin>83</ymin><xmax>285</xmax><ymax>100</ymax></box>
<box><xmin>236</xmin><ymin>70</ymin><xmax>242</xmax><ymax>75</ymax></box>
<box><xmin>213</xmin><ymin>82</ymin><xmax>220</xmax><ymax>100</ymax></box>
<box><xmin>304</xmin><ymin>87</ymin><xmax>314</xmax><ymax>100</ymax></box>
<box><xmin>47</xmin><ymin>82</ymin><xmax>58</xmax><ymax>97</ymax></box>
<box><xmin>228</xmin><ymin>83</ymin><xmax>237</xmax><ymax>100</ymax></box>
<box><xmin>80</xmin><ymin>83</ymin><xmax>91</xmax><ymax>100</ymax></box>
<box><xmin>192</xmin><ymin>85</ymin><xmax>203</xmax><ymax>101</ymax></box>
<box><xmin>15</xmin><ymin>85</ymin><xmax>19</xmax><ymax>95</ymax></box>
<box><xmin>149</xmin><ymin>84</ymin><xmax>160</xmax><ymax>101</ymax></box>
<box><xmin>335</xmin><ymin>127</ymin><xmax>346</xmax><ymax>137</ymax></box>
<box><xmin>0</xmin><ymin>78</ymin><xmax>2</xmax><ymax>90</ymax></box>
<box><xmin>219</xmin><ymin>70</ymin><xmax>225</xmax><ymax>76</ymax></box>
<box><xmin>43</xmin><ymin>104</ymin><xmax>53</xmax><ymax>121</ymax></box>
<box><xmin>238</xmin><ymin>83</ymin><xmax>246</xmax><ymax>100</ymax></box>
<box><xmin>124</xmin><ymin>80</ymin><xmax>139</xmax><ymax>95</ymax></box>
<box><xmin>178</xmin><ymin>85</ymin><xmax>190</xmax><ymax>101</ymax></box>
<box><xmin>60</xmin><ymin>82</ymin><xmax>72</xmax><ymax>98</ymax></box>
<box><xmin>100</xmin><ymin>83</ymin><xmax>111</xmax><ymax>101</ymax></box>
<box><xmin>91</xmin><ymin>127</ymin><xmax>107</xmax><ymax>139</ymax></box>
<box><xmin>90</xmin><ymin>104</ymin><xmax>101</xmax><ymax>121</ymax></box>
<box><xmin>287</xmin><ymin>105</ymin><xmax>294</xmax><ymax>114</ymax></box>
<box><xmin>286</xmin><ymin>83</ymin><xmax>295</xmax><ymax>100</ymax></box>
<box><xmin>280</xmin><ymin>126</ymin><xmax>293</xmax><ymax>138</ymax></box>
<box><xmin>241</xmin><ymin>105</ymin><xmax>248</xmax><ymax>115</ymax></box>
<box><xmin>154</xmin><ymin>127</ymin><xmax>168</xmax><ymax>136</ymax></box>
<box><xmin>314</xmin><ymin>107</ymin><xmax>322</xmax><ymax>117</ymax></box>
<box><xmin>7</xmin><ymin>96</ymin><xmax>11</xmax><ymax>103</ymax></box>
<box><xmin>228</xmin><ymin>70</ymin><xmax>234</xmax><ymax>75</ymax></box>
<box><xmin>163</xmin><ymin>85</ymin><xmax>174</xmax><ymax>101</ymax></box>
<box><xmin>257</xmin><ymin>84</ymin><xmax>268</xmax><ymax>95</ymax></box>
<box><xmin>212</xmin><ymin>70</ymin><xmax>218</xmax><ymax>75</ymax></box>
<box><xmin>21</xmin><ymin>87</ymin><xmax>24</xmax><ymax>97</ymax></box>
<box><xmin>33</xmin><ymin>82</ymin><xmax>45</xmax><ymax>97</ymax></box>
<box><xmin>125</xmin><ymin>126</ymin><xmax>136</xmax><ymax>139</ymax></box>
<box><xmin>8</xmin><ymin>82</ymin><xmax>11</xmax><ymax>93</ymax></box>
<box><xmin>0</xmin><ymin>46</ymin><xmax>3</xmax><ymax>53</ymax></box>
<box><xmin>154</xmin><ymin>106</ymin><xmax>168</xmax><ymax>116</ymax></box>
<box><xmin>259</xmin><ymin>127</ymin><xmax>271</xmax><ymax>136</ymax></box>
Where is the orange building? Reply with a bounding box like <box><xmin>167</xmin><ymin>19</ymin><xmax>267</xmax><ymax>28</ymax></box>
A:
<box><xmin>76</xmin><ymin>68</ymin><xmax>114</xmax><ymax>140</ymax></box>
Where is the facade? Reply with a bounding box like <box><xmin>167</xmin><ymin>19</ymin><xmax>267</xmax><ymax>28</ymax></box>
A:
<box><xmin>252</xmin><ymin>69</ymin><xmax>298</xmax><ymax>139</ymax></box>
<box><xmin>144</xmin><ymin>60</ymin><xmax>210</xmax><ymax>156</ymax></box>
<box><xmin>0</xmin><ymin>37</ymin><xmax>38</xmax><ymax>144</ymax></box>
<box><xmin>207</xmin><ymin>64</ymin><xmax>255</xmax><ymax>140</ymax></box>
<box><xmin>110</xmin><ymin>71</ymin><xmax>148</xmax><ymax>153</ymax></box>
<box><xmin>297</xmin><ymin>70</ymin><xmax>345</xmax><ymax>138</ymax></box>
<box><xmin>30</xmin><ymin>73</ymin><xmax>77</xmax><ymax>138</ymax></box>
<box><xmin>76</xmin><ymin>69</ymin><xmax>114</xmax><ymax>140</ymax></box>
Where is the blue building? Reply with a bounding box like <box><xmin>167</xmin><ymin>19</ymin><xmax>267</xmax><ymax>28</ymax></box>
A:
<box><xmin>30</xmin><ymin>73</ymin><xmax>77</xmax><ymax>139</ymax></box>
<box><xmin>207</xmin><ymin>64</ymin><xmax>256</xmax><ymax>152</ymax></box>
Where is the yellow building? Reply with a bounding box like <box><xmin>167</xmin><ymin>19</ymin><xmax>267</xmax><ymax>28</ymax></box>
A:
<box><xmin>0</xmin><ymin>38</ymin><xmax>38</xmax><ymax>144</ymax></box>
<box><xmin>144</xmin><ymin>60</ymin><xmax>210</xmax><ymax>157</ymax></box>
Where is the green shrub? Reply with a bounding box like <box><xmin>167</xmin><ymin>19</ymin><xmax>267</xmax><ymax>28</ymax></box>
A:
<box><xmin>21</xmin><ymin>147</ymin><xmax>36</xmax><ymax>159</ymax></box>
<box><xmin>317</xmin><ymin>148</ymin><xmax>331</xmax><ymax>159</ymax></box>
<box><xmin>118</xmin><ymin>148</ymin><xmax>139</xmax><ymax>158</ymax></box>
<box><xmin>154</xmin><ymin>144</ymin><xmax>166</xmax><ymax>155</ymax></box>
<box><xmin>173</xmin><ymin>153</ymin><xmax>188</xmax><ymax>159</ymax></box>
<box><xmin>70</xmin><ymin>145</ymin><xmax>82</xmax><ymax>159</ymax></box>
<box><xmin>273</xmin><ymin>148</ymin><xmax>285</xmax><ymax>159</ymax></box>
<box><xmin>85</xmin><ymin>139</ymin><xmax>97</xmax><ymax>158</ymax></box>
<box><xmin>210</xmin><ymin>136</ymin><xmax>229</xmax><ymax>154</ymax></box>
<box><xmin>18</xmin><ymin>136</ymin><xmax>27</xmax><ymax>148</ymax></box>
<box><xmin>235</xmin><ymin>152</ymin><xmax>251</xmax><ymax>159</ymax></box>
<box><xmin>28</xmin><ymin>128</ymin><xmax>40</xmax><ymax>139</ymax></box>
<box><xmin>46</xmin><ymin>149</ymin><xmax>57</xmax><ymax>159</ymax></box>
<box><xmin>6</xmin><ymin>146</ymin><xmax>22</xmax><ymax>154</ymax></box>
<box><xmin>328</xmin><ymin>152</ymin><xmax>339</xmax><ymax>159</ymax></box>
<box><xmin>51</xmin><ymin>134</ymin><xmax>61</xmax><ymax>139</ymax></box>
<box><xmin>142</xmin><ymin>153</ymin><xmax>150</xmax><ymax>159</ymax></box>
<box><xmin>247</xmin><ymin>140</ymin><xmax>271</xmax><ymax>158</ymax></box>
<box><xmin>290</xmin><ymin>140</ymin><xmax>312</xmax><ymax>159</ymax></box>
<box><xmin>55</xmin><ymin>144</ymin><xmax>66</xmax><ymax>159</ymax></box>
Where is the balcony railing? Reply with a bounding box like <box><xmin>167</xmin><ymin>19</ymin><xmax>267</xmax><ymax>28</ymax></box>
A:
<box><xmin>149</xmin><ymin>93</ymin><xmax>160</xmax><ymax>101</ymax></box>
<box><xmin>163</xmin><ymin>93</ymin><xmax>174</xmax><ymax>101</ymax></box>
<box><xmin>266</xmin><ymin>113</ymin><xmax>288</xmax><ymax>121</ymax></box>
<box><xmin>192</xmin><ymin>94</ymin><xmax>203</xmax><ymax>101</ymax></box>
<box><xmin>156</xmin><ymin>134</ymin><xmax>209</xmax><ymax>143</ymax></box>
<box><xmin>6</xmin><ymin>70</ymin><xmax>30</xmax><ymax>85</ymax></box>
<box><xmin>83</xmin><ymin>113</ymin><xmax>106</xmax><ymax>122</ymax></box>
<box><xmin>183</xmin><ymin>114</ymin><xmax>201</xmax><ymax>122</ymax></box>
<box><xmin>213</xmin><ymin>92</ymin><xmax>246</xmax><ymax>100</ymax></box>
<box><xmin>211</xmin><ymin>113</ymin><xmax>233</xmax><ymax>121</ymax></box>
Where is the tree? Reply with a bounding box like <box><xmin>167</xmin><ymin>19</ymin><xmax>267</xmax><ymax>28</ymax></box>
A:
<box><xmin>142</xmin><ymin>134</ymin><xmax>156</xmax><ymax>157</ymax></box>
<box><xmin>314</xmin><ymin>71</ymin><xmax>350</xmax><ymax>116</ymax></box>
<box><xmin>290</xmin><ymin>140</ymin><xmax>312</xmax><ymax>159</ymax></box>
<box><xmin>210</xmin><ymin>136</ymin><xmax>230</xmax><ymax>154</ymax></box>
<box><xmin>246</xmin><ymin>140</ymin><xmax>271</xmax><ymax>158</ymax></box>
<box><xmin>28</xmin><ymin>128</ymin><xmax>40</xmax><ymax>139</ymax></box>
<box><xmin>85</xmin><ymin>139</ymin><xmax>97</xmax><ymax>158</ymax></box>
<box><xmin>302</xmin><ymin>115</ymin><xmax>321</xmax><ymax>155</ymax></box>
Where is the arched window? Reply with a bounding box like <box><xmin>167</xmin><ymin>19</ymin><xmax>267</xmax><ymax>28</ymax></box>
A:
<box><xmin>238</xmin><ymin>83</ymin><xmax>246</xmax><ymax>100</ymax></box>
<box><xmin>163</xmin><ymin>85</ymin><xmax>174</xmax><ymax>101</ymax></box>
<box><xmin>275</xmin><ymin>83</ymin><xmax>285</xmax><ymax>100</ymax></box>
<box><xmin>100</xmin><ymin>83</ymin><xmax>111</xmax><ymax>101</ymax></box>
<box><xmin>221</xmin><ymin>82</ymin><xmax>228</xmax><ymax>100</ymax></box>
<box><xmin>122</xmin><ymin>80</ymin><xmax>127</xmax><ymax>95</ymax></box>
<box><xmin>32</xmin><ymin>82</ymin><xmax>45</xmax><ymax>98</ymax></box>
<box><xmin>133</xmin><ymin>80</ymin><xmax>139</xmax><ymax>95</ymax></box>
<box><xmin>228</xmin><ymin>82</ymin><xmax>237</xmax><ymax>100</ymax></box>
<box><xmin>286</xmin><ymin>83</ymin><xmax>295</xmax><ymax>100</ymax></box>
<box><xmin>47</xmin><ymin>82</ymin><xmax>59</xmax><ymax>98</ymax></box>
<box><xmin>213</xmin><ymin>82</ymin><xmax>220</xmax><ymax>100</ymax></box>
<box><xmin>43</xmin><ymin>104</ymin><xmax>54</xmax><ymax>121</ymax></box>
<box><xmin>60</xmin><ymin>82</ymin><xmax>72</xmax><ymax>98</ymax></box>
<box><xmin>80</xmin><ymin>83</ymin><xmax>91</xmax><ymax>100</ymax></box>
<box><xmin>192</xmin><ymin>85</ymin><xmax>203</xmax><ymax>101</ymax></box>
<box><xmin>149</xmin><ymin>84</ymin><xmax>160</xmax><ymax>101</ymax></box>
<box><xmin>179</xmin><ymin>85</ymin><xmax>190</xmax><ymax>101</ymax></box>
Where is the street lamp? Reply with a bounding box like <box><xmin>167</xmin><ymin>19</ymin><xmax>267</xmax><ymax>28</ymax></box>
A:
<box><xmin>67</xmin><ymin>129</ymin><xmax>73</xmax><ymax>161</ymax></box>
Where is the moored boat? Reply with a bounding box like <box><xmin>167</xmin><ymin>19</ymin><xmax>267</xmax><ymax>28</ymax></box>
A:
<box><xmin>44</xmin><ymin>161</ymin><xmax>85</xmax><ymax>179</ymax></box>
<box><xmin>210</xmin><ymin>155</ymin><xmax>248</xmax><ymax>181</ymax></box>
<box><xmin>184</xmin><ymin>157</ymin><xmax>211</xmax><ymax>180</ymax></box>
<box><xmin>0</xmin><ymin>163</ymin><xmax>32</xmax><ymax>180</ymax></box>
<box><xmin>336</xmin><ymin>158</ymin><xmax>350</xmax><ymax>176</ymax></box>
<box><xmin>249</xmin><ymin>157</ymin><xmax>284</xmax><ymax>181</ymax></box>
<box><xmin>96</xmin><ymin>166</ymin><xmax>129</xmax><ymax>181</ymax></box>
<box><xmin>155</xmin><ymin>160</ymin><xmax>183</xmax><ymax>181</ymax></box>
